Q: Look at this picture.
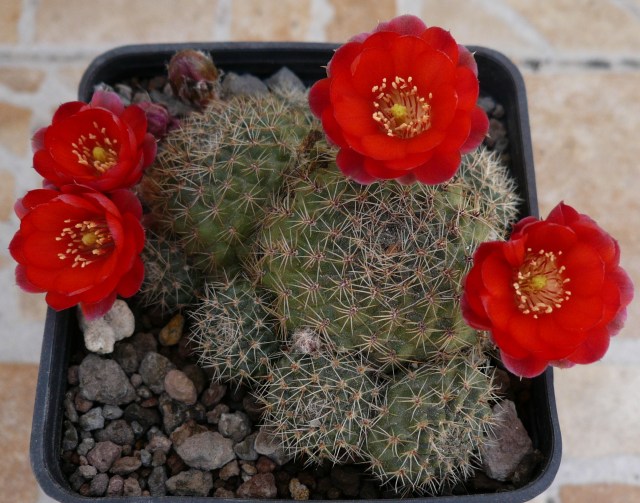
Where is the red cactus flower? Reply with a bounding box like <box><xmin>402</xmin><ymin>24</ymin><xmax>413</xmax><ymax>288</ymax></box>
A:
<box><xmin>32</xmin><ymin>91</ymin><xmax>157</xmax><ymax>192</ymax></box>
<box><xmin>9</xmin><ymin>187</ymin><xmax>145</xmax><ymax>319</ymax></box>
<box><xmin>461</xmin><ymin>202</ymin><xmax>634</xmax><ymax>378</ymax></box>
<box><xmin>309</xmin><ymin>14</ymin><xmax>489</xmax><ymax>185</ymax></box>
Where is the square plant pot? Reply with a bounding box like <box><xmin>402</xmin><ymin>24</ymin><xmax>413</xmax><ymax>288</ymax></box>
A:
<box><xmin>30</xmin><ymin>42</ymin><xmax>561</xmax><ymax>502</ymax></box>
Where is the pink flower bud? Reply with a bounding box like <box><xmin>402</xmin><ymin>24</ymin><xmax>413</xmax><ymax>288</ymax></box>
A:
<box><xmin>168</xmin><ymin>50</ymin><xmax>220</xmax><ymax>108</ymax></box>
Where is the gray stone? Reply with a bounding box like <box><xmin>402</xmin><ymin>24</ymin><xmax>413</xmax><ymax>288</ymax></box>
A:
<box><xmin>87</xmin><ymin>441</ymin><xmax>122</xmax><ymax>473</ymax></box>
<box><xmin>102</xmin><ymin>405</ymin><xmax>123</xmax><ymax>420</ymax></box>
<box><xmin>110</xmin><ymin>456</ymin><xmax>142</xmax><ymax>476</ymax></box>
<box><xmin>206</xmin><ymin>403</ymin><xmax>229</xmax><ymax>424</ymax></box>
<box><xmin>221</xmin><ymin>72</ymin><xmax>269</xmax><ymax>98</ymax></box>
<box><xmin>139</xmin><ymin>352</ymin><xmax>175</xmax><ymax>394</ymax></box>
<box><xmin>79</xmin><ymin>407</ymin><xmax>105</xmax><ymax>431</ymax></box>
<box><xmin>78</xmin><ymin>464</ymin><xmax>97</xmax><ymax>479</ymax></box>
<box><xmin>78</xmin><ymin>355</ymin><xmax>136</xmax><ymax>406</ymax></box>
<box><xmin>201</xmin><ymin>382</ymin><xmax>226</xmax><ymax>408</ymax></box>
<box><xmin>237</xmin><ymin>473</ymin><xmax>278</xmax><ymax>498</ymax></box>
<box><xmin>218</xmin><ymin>411</ymin><xmax>252</xmax><ymax>442</ymax></box>
<box><xmin>64</xmin><ymin>390</ymin><xmax>79</xmax><ymax>423</ymax></box>
<box><xmin>106</xmin><ymin>474</ymin><xmax>124</xmax><ymax>496</ymax></box>
<box><xmin>62</xmin><ymin>421</ymin><xmax>78</xmax><ymax>451</ymax></box>
<box><xmin>175</xmin><ymin>431</ymin><xmax>235</xmax><ymax>470</ymax></box>
<box><xmin>95</xmin><ymin>419</ymin><xmax>135</xmax><ymax>446</ymax></box>
<box><xmin>159</xmin><ymin>393</ymin><xmax>189</xmax><ymax>433</ymax></box>
<box><xmin>234</xmin><ymin>432</ymin><xmax>259</xmax><ymax>461</ymax></box>
<box><xmin>123</xmin><ymin>476</ymin><xmax>142</xmax><ymax>496</ymax></box>
<box><xmin>164</xmin><ymin>369</ymin><xmax>198</xmax><ymax>405</ymax></box>
<box><xmin>147</xmin><ymin>434</ymin><xmax>172</xmax><ymax>454</ymax></box>
<box><xmin>113</xmin><ymin>342</ymin><xmax>139</xmax><ymax>374</ymax></box>
<box><xmin>265</xmin><ymin>66</ymin><xmax>305</xmax><ymax>95</ymax></box>
<box><xmin>166</xmin><ymin>469</ymin><xmax>213</xmax><ymax>497</ymax></box>
<box><xmin>182</xmin><ymin>364</ymin><xmax>207</xmax><ymax>394</ymax></box>
<box><xmin>254</xmin><ymin>428</ymin><xmax>293</xmax><ymax>465</ymax></box>
<box><xmin>78</xmin><ymin>299</ymin><xmax>135</xmax><ymax>354</ymax></box>
<box><xmin>481</xmin><ymin>400</ymin><xmax>533</xmax><ymax>481</ymax></box>
<box><xmin>130</xmin><ymin>332</ymin><xmax>158</xmax><ymax>360</ymax></box>
<box><xmin>89</xmin><ymin>472</ymin><xmax>109</xmax><ymax>496</ymax></box>
<box><xmin>77</xmin><ymin>437</ymin><xmax>95</xmax><ymax>456</ymax></box>
<box><xmin>148</xmin><ymin>466</ymin><xmax>168</xmax><ymax>496</ymax></box>
<box><xmin>123</xmin><ymin>403</ymin><xmax>161</xmax><ymax>432</ymax></box>
<box><xmin>219</xmin><ymin>459</ymin><xmax>240</xmax><ymax>480</ymax></box>
<box><xmin>140</xmin><ymin>449</ymin><xmax>152</xmax><ymax>467</ymax></box>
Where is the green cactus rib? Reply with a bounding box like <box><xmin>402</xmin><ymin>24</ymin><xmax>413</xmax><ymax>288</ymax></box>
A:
<box><xmin>189</xmin><ymin>276</ymin><xmax>279</xmax><ymax>386</ymax></box>
<box><xmin>256</xmin><ymin>333</ymin><xmax>383</xmax><ymax>464</ymax></box>
<box><xmin>140</xmin><ymin>92</ymin><xmax>318</xmax><ymax>275</ymax></box>
<box><xmin>252</xmin><ymin>147</ymin><xmax>519</xmax><ymax>364</ymax></box>
<box><xmin>365</xmin><ymin>350</ymin><xmax>496</xmax><ymax>495</ymax></box>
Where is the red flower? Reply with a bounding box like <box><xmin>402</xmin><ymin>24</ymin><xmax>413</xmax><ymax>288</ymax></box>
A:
<box><xmin>32</xmin><ymin>91</ymin><xmax>157</xmax><ymax>192</ymax></box>
<box><xmin>461</xmin><ymin>202</ymin><xmax>634</xmax><ymax>377</ymax></box>
<box><xmin>309</xmin><ymin>14</ymin><xmax>489</xmax><ymax>185</ymax></box>
<box><xmin>9</xmin><ymin>187</ymin><xmax>145</xmax><ymax>319</ymax></box>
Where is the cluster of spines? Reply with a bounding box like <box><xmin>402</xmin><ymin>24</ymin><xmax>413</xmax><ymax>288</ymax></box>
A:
<box><xmin>137</xmin><ymin>230</ymin><xmax>202</xmax><ymax>315</ymax></box>
<box><xmin>365</xmin><ymin>349</ymin><xmax>497</xmax><ymax>495</ymax></box>
<box><xmin>139</xmin><ymin>91</ymin><xmax>318</xmax><ymax>276</ymax></box>
<box><xmin>256</xmin><ymin>330</ymin><xmax>383</xmax><ymax>464</ymax></box>
<box><xmin>251</xmin><ymin>147</ymin><xmax>519</xmax><ymax>365</ymax></box>
<box><xmin>188</xmin><ymin>275</ymin><xmax>279</xmax><ymax>387</ymax></box>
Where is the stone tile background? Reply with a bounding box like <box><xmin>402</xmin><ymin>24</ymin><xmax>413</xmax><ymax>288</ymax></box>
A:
<box><xmin>0</xmin><ymin>1</ymin><xmax>638</xmax><ymax>502</ymax></box>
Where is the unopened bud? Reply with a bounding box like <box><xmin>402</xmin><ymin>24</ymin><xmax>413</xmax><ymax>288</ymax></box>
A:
<box><xmin>167</xmin><ymin>50</ymin><xmax>220</xmax><ymax>108</ymax></box>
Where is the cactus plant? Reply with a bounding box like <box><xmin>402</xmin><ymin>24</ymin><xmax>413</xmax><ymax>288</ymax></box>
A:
<box><xmin>189</xmin><ymin>275</ymin><xmax>279</xmax><ymax>386</ymax></box>
<box><xmin>365</xmin><ymin>349</ymin><xmax>496</xmax><ymax>494</ymax></box>
<box><xmin>139</xmin><ymin>91</ymin><xmax>318</xmax><ymax>275</ymax></box>
<box><xmin>252</xmin><ymin>147</ymin><xmax>519</xmax><ymax>364</ymax></box>
<box><xmin>137</xmin><ymin>230</ymin><xmax>203</xmax><ymax>314</ymax></box>
<box><xmin>256</xmin><ymin>329</ymin><xmax>383</xmax><ymax>464</ymax></box>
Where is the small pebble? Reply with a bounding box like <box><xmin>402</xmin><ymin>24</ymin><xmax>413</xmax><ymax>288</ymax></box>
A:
<box><xmin>159</xmin><ymin>313</ymin><xmax>184</xmax><ymax>346</ymax></box>
<box><xmin>164</xmin><ymin>369</ymin><xmax>198</xmax><ymax>405</ymax></box>
<box><xmin>290</xmin><ymin>478</ymin><xmax>310</xmax><ymax>500</ymax></box>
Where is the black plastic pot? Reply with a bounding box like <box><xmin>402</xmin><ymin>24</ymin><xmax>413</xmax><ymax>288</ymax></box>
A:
<box><xmin>30</xmin><ymin>42</ymin><xmax>561</xmax><ymax>502</ymax></box>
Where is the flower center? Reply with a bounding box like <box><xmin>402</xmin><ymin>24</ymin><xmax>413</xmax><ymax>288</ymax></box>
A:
<box><xmin>71</xmin><ymin>121</ymin><xmax>119</xmax><ymax>175</ymax></box>
<box><xmin>513</xmin><ymin>248</ymin><xmax>572</xmax><ymax>318</ymax></box>
<box><xmin>372</xmin><ymin>76</ymin><xmax>431</xmax><ymax>139</ymax></box>
<box><xmin>56</xmin><ymin>219</ymin><xmax>114</xmax><ymax>268</ymax></box>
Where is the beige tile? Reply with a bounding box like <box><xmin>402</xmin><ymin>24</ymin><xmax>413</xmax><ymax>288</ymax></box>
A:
<box><xmin>524</xmin><ymin>72</ymin><xmax>640</xmax><ymax>338</ymax></box>
<box><xmin>560</xmin><ymin>483</ymin><xmax>640</xmax><ymax>503</ymax></box>
<box><xmin>0</xmin><ymin>102</ymin><xmax>32</xmax><ymax>157</ymax></box>
<box><xmin>554</xmin><ymin>364</ymin><xmax>640</xmax><ymax>458</ymax></box>
<box><xmin>0</xmin><ymin>169</ymin><xmax>16</xmax><ymax>221</ymax></box>
<box><xmin>0</xmin><ymin>0</ymin><xmax>21</xmax><ymax>43</ymax></box>
<box><xmin>230</xmin><ymin>0</ymin><xmax>312</xmax><ymax>41</ymax></box>
<box><xmin>0</xmin><ymin>363</ymin><xmax>40</xmax><ymax>503</ymax></box>
<box><xmin>326</xmin><ymin>0</ymin><xmax>397</xmax><ymax>42</ymax></box>
<box><xmin>35</xmin><ymin>0</ymin><xmax>217</xmax><ymax>44</ymax></box>
<box><xmin>417</xmin><ymin>0</ymin><xmax>542</xmax><ymax>57</ymax></box>
<box><xmin>505</xmin><ymin>0</ymin><xmax>640</xmax><ymax>54</ymax></box>
<box><xmin>18</xmin><ymin>290</ymin><xmax>47</xmax><ymax>323</ymax></box>
<box><xmin>0</xmin><ymin>67</ymin><xmax>46</xmax><ymax>94</ymax></box>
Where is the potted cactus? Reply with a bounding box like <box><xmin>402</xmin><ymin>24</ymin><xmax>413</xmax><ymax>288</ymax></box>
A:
<box><xmin>22</xmin><ymin>14</ymin><xmax>632</xmax><ymax>502</ymax></box>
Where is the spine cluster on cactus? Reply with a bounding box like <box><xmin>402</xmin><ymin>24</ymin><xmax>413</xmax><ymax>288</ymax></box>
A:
<box><xmin>252</xmin><ymin>147</ymin><xmax>519</xmax><ymax>365</ymax></box>
<box><xmin>257</xmin><ymin>330</ymin><xmax>383</xmax><ymax>464</ymax></box>
<box><xmin>189</xmin><ymin>275</ymin><xmax>279</xmax><ymax>387</ymax></box>
<box><xmin>366</xmin><ymin>349</ymin><xmax>496</xmax><ymax>494</ymax></box>
<box><xmin>139</xmin><ymin>92</ymin><xmax>317</xmax><ymax>276</ymax></box>
<box><xmin>137</xmin><ymin>230</ymin><xmax>202</xmax><ymax>315</ymax></box>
